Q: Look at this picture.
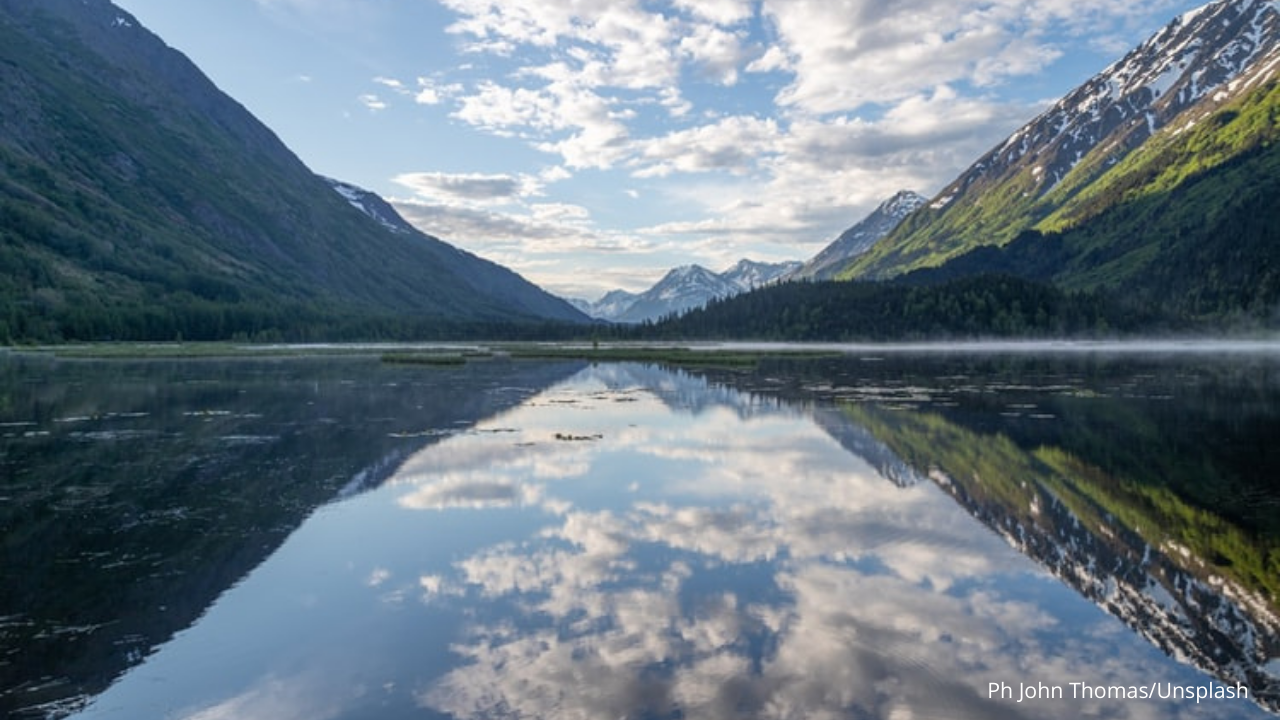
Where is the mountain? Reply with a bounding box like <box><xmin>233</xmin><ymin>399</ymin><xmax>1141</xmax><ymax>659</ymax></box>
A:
<box><xmin>615</xmin><ymin>265</ymin><xmax>741</xmax><ymax>323</ymax></box>
<box><xmin>899</xmin><ymin>70</ymin><xmax>1280</xmax><ymax>317</ymax></box>
<box><xmin>789</xmin><ymin>190</ymin><xmax>927</xmax><ymax>281</ymax></box>
<box><xmin>721</xmin><ymin>259</ymin><xmax>804</xmax><ymax>291</ymax></box>
<box><xmin>0</xmin><ymin>0</ymin><xmax>586</xmax><ymax>343</ymax></box>
<box><xmin>839</xmin><ymin>0</ymin><xmax>1280</xmax><ymax>282</ymax></box>
<box><xmin>323</xmin><ymin>178</ymin><xmax>587</xmax><ymax>324</ymax></box>
<box><xmin>576</xmin><ymin>260</ymin><xmax>800</xmax><ymax>323</ymax></box>
<box><xmin>569</xmin><ymin>289</ymin><xmax>639</xmax><ymax>321</ymax></box>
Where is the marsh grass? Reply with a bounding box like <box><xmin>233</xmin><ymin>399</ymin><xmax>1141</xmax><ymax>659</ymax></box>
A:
<box><xmin>17</xmin><ymin>341</ymin><xmax>844</xmax><ymax>368</ymax></box>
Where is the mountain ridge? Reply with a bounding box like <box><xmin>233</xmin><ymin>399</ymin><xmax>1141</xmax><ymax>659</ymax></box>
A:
<box><xmin>840</xmin><ymin>0</ymin><xmax>1280</xmax><ymax>281</ymax></box>
<box><xmin>574</xmin><ymin>259</ymin><xmax>800</xmax><ymax>323</ymax></box>
<box><xmin>788</xmin><ymin>190</ymin><xmax>927</xmax><ymax>281</ymax></box>
<box><xmin>0</xmin><ymin>0</ymin><xmax>586</xmax><ymax>342</ymax></box>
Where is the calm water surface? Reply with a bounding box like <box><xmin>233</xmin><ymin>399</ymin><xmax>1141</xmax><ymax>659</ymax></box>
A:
<box><xmin>2</xmin><ymin>348</ymin><xmax>1278</xmax><ymax>719</ymax></box>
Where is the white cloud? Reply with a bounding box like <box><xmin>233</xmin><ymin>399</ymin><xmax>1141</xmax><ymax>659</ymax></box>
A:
<box><xmin>399</xmin><ymin>477</ymin><xmax>545</xmax><ymax>511</ymax></box>
<box><xmin>357</xmin><ymin>93</ymin><xmax>386</xmax><ymax>111</ymax></box>
<box><xmin>758</xmin><ymin>0</ymin><xmax>1183</xmax><ymax>115</ymax></box>
<box><xmin>745</xmin><ymin>45</ymin><xmax>791</xmax><ymax>74</ymax></box>
<box><xmin>178</xmin><ymin>672</ymin><xmax>346</xmax><ymax>720</ymax></box>
<box><xmin>440</xmin><ymin>0</ymin><xmax>680</xmax><ymax>87</ymax></box>
<box><xmin>529</xmin><ymin>202</ymin><xmax>591</xmax><ymax>223</ymax></box>
<box><xmin>393</xmin><ymin>171</ymin><xmax>533</xmax><ymax>203</ymax></box>
<box><xmin>678</xmin><ymin>23</ymin><xmax>748</xmax><ymax>85</ymax></box>
<box><xmin>453</xmin><ymin>80</ymin><xmax>560</xmax><ymax>132</ymax></box>
<box><xmin>671</xmin><ymin>0</ymin><xmax>754</xmax><ymax>26</ymax></box>
<box><xmin>388</xmin><ymin>195</ymin><xmax>664</xmax><ymax>297</ymax></box>
<box><xmin>634</xmin><ymin>115</ymin><xmax>780</xmax><ymax>177</ymax></box>
<box><xmin>451</xmin><ymin>78</ymin><xmax>632</xmax><ymax>170</ymax></box>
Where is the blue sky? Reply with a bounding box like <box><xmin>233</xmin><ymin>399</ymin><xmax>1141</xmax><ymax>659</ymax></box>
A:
<box><xmin>112</xmin><ymin>0</ymin><xmax>1203</xmax><ymax>300</ymax></box>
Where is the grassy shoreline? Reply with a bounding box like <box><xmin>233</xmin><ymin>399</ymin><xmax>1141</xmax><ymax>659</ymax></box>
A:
<box><xmin>3</xmin><ymin>341</ymin><xmax>846</xmax><ymax>368</ymax></box>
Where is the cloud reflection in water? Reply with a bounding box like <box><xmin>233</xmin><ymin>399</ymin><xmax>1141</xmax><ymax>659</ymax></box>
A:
<box><xmin>389</xmin><ymin>365</ymin><xmax>1250</xmax><ymax>720</ymax></box>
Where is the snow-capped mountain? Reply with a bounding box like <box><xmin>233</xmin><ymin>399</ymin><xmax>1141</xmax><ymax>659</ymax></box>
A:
<box><xmin>569</xmin><ymin>289</ymin><xmax>639</xmax><ymax>320</ymax></box>
<box><xmin>616</xmin><ymin>265</ymin><xmax>740</xmax><ymax>323</ymax></box>
<box><xmin>843</xmin><ymin>0</ymin><xmax>1280</xmax><ymax>280</ymax></box>
<box><xmin>789</xmin><ymin>190</ymin><xmax>927</xmax><ymax>281</ymax></box>
<box><xmin>721</xmin><ymin>259</ymin><xmax>804</xmax><ymax>291</ymax></box>
<box><xmin>575</xmin><ymin>259</ymin><xmax>801</xmax><ymax>323</ymax></box>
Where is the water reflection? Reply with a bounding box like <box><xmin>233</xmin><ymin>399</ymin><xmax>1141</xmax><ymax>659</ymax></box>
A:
<box><xmin>0</xmin><ymin>354</ymin><xmax>583</xmax><ymax>718</ymax></box>
<box><xmin>55</xmin><ymin>358</ymin><xmax>1276</xmax><ymax>719</ymax></box>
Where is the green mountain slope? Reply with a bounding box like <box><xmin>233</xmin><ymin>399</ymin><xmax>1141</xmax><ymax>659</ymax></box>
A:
<box><xmin>0</xmin><ymin>0</ymin><xmax>585</xmax><ymax>342</ymax></box>
<box><xmin>839</xmin><ymin>0</ymin><xmax>1280</xmax><ymax>283</ymax></box>
<box><xmin>903</xmin><ymin>73</ymin><xmax>1280</xmax><ymax>318</ymax></box>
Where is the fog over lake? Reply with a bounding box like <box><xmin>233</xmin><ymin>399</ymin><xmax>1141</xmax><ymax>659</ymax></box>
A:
<box><xmin>2</xmin><ymin>345</ymin><xmax>1277</xmax><ymax>719</ymax></box>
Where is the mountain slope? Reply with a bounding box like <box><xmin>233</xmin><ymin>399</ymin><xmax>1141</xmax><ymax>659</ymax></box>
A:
<box><xmin>902</xmin><ymin>70</ymin><xmax>1280</xmax><ymax>317</ymax></box>
<box><xmin>324</xmin><ymin>179</ymin><xmax>587</xmax><ymax>323</ymax></box>
<box><xmin>0</xmin><ymin>0</ymin><xmax>585</xmax><ymax>342</ymax></box>
<box><xmin>720</xmin><ymin>259</ymin><xmax>804</xmax><ymax>292</ymax></box>
<box><xmin>790</xmin><ymin>191</ymin><xmax>926</xmax><ymax>281</ymax></box>
<box><xmin>840</xmin><ymin>0</ymin><xmax>1280</xmax><ymax>281</ymax></box>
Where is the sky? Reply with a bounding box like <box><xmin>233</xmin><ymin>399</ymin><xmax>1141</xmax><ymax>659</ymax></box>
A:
<box><xmin>111</xmin><ymin>0</ymin><xmax>1204</xmax><ymax>301</ymax></box>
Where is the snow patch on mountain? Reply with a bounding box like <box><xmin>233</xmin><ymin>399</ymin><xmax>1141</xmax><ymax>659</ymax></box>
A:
<box><xmin>325</xmin><ymin>177</ymin><xmax>411</xmax><ymax>235</ymax></box>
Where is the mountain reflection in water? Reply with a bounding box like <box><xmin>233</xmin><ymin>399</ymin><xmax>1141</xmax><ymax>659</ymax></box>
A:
<box><xmin>7</xmin><ymin>352</ymin><xmax>1276</xmax><ymax>719</ymax></box>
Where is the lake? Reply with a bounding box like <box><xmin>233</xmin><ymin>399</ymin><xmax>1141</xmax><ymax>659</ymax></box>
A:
<box><xmin>2</xmin><ymin>345</ymin><xmax>1278</xmax><ymax>719</ymax></box>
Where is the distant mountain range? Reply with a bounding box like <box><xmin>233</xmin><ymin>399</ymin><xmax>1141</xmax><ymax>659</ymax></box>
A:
<box><xmin>572</xmin><ymin>259</ymin><xmax>800</xmax><ymax>323</ymax></box>
<box><xmin>594</xmin><ymin>189</ymin><xmax>924</xmax><ymax>322</ymax></box>
<box><xmin>0</xmin><ymin>0</ymin><xmax>586</xmax><ymax>342</ymax></box>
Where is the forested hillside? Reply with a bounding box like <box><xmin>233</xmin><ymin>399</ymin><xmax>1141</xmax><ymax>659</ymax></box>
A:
<box><xmin>0</xmin><ymin>0</ymin><xmax>585</xmax><ymax>343</ymax></box>
<box><xmin>633</xmin><ymin>276</ymin><xmax>1174</xmax><ymax>341</ymax></box>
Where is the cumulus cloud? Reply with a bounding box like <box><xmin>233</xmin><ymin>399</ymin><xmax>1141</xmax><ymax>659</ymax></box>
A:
<box><xmin>671</xmin><ymin>0</ymin><xmax>754</xmax><ymax>26</ymax></box>
<box><xmin>388</xmin><ymin>167</ymin><xmax>673</xmax><ymax>296</ymax></box>
<box><xmin>634</xmin><ymin>115</ymin><xmax>780</xmax><ymax>177</ymax></box>
<box><xmin>678</xmin><ymin>23</ymin><xmax>748</xmax><ymax>85</ymax></box>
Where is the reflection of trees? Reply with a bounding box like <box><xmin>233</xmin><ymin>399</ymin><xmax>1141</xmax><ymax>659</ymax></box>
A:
<box><xmin>840</xmin><ymin>402</ymin><xmax>1280</xmax><ymax>712</ymax></box>
<box><xmin>0</xmin><ymin>357</ymin><xmax>581</xmax><ymax>718</ymax></box>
